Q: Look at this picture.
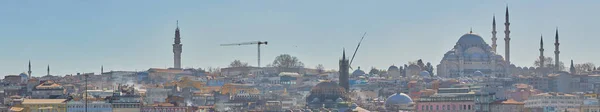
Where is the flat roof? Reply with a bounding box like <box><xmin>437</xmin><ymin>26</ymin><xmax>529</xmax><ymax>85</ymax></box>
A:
<box><xmin>22</xmin><ymin>99</ymin><xmax>66</xmax><ymax>104</ymax></box>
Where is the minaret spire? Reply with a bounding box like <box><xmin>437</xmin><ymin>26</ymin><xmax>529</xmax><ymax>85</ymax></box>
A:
<box><xmin>492</xmin><ymin>14</ymin><xmax>498</xmax><ymax>53</ymax></box>
<box><xmin>504</xmin><ymin>5</ymin><xmax>511</xmax><ymax>64</ymax></box>
<box><xmin>339</xmin><ymin>48</ymin><xmax>350</xmax><ymax>92</ymax></box>
<box><xmin>47</xmin><ymin>64</ymin><xmax>50</xmax><ymax>76</ymax></box>
<box><xmin>101</xmin><ymin>65</ymin><xmax>104</xmax><ymax>74</ymax></box>
<box><xmin>28</xmin><ymin>60</ymin><xmax>32</xmax><ymax>77</ymax></box>
<box><xmin>173</xmin><ymin>20</ymin><xmax>183</xmax><ymax>69</ymax></box>
<box><xmin>539</xmin><ymin>34</ymin><xmax>545</xmax><ymax>68</ymax></box>
<box><xmin>470</xmin><ymin>27</ymin><xmax>473</xmax><ymax>34</ymax></box>
<box><xmin>554</xmin><ymin>28</ymin><xmax>561</xmax><ymax>72</ymax></box>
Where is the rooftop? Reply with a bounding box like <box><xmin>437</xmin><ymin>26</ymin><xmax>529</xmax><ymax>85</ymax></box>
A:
<box><xmin>22</xmin><ymin>99</ymin><xmax>67</xmax><ymax>104</ymax></box>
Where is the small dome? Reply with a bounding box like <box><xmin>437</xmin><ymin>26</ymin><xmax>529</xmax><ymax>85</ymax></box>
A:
<box><xmin>336</xmin><ymin>97</ymin><xmax>344</xmax><ymax>102</ymax></box>
<box><xmin>457</xmin><ymin>33</ymin><xmax>486</xmax><ymax>45</ymax></box>
<box><xmin>473</xmin><ymin>71</ymin><xmax>484</xmax><ymax>76</ymax></box>
<box><xmin>20</xmin><ymin>72</ymin><xmax>28</xmax><ymax>77</ymax></box>
<box><xmin>385</xmin><ymin>93</ymin><xmax>413</xmax><ymax>106</ymax></box>
<box><xmin>352</xmin><ymin>67</ymin><xmax>366</xmax><ymax>76</ymax></box>
<box><xmin>388</xmin><ymin>65</ymin><xmax>399</xmax><ymax>71</ymax></box>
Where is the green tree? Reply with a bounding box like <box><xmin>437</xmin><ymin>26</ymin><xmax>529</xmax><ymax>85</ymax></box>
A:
<box><xmin>271</xmin><ymin>54</ymin><xmax>304</xmax><ymax>68</ymax></box>
<box><xmin>229</xmin><ymin>60</ymin><xmax>249</xmax><ymax>67</ymax></box>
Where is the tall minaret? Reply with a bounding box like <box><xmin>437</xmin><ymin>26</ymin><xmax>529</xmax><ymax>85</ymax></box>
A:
<box><xmin>173</xmin><ymin>20</ymin><xmax>183</xmax><ymax>69</ymax></box>
<box><xmin>28</xmin><ymin>60</ymin><xmax>32</xmax><ymax>77</ymax></box>
<box><xmin>504</xmin><ymin>6</ymin><xmax>511</xmax><ymax>64</ymax></box>
<box><xmin>47</xmin><ymin>65</ymin><xmax>50</xmax><ymax>76</ymax></box>
<box><xmin>492</xmin><ymin>15</ymin><xmax>498</xmax><ymax>53</ymax></box>
<box><xmin>339</xmin><ymin>49</ymin><xmax>350</xmax><ymax>92</ymax></box>
<box><xmin>539</xmin><ymin>35</ymin><xmax>545</xmax><ymax>68</ymax></box>
<box><xmin>101</xmin><ymin>65</ymin><xmax>104</xmax><ymax>74</ymax></box>
<box><xmin>554</xmin><ymin>28</ymin><xmax>560</xmax><ymax>72</ymax></box>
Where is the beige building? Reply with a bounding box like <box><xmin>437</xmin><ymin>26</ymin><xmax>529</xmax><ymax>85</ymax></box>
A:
<box><xmin>21</xmin><ymin>99</ymin><xmax>67</xmax><ymax>112</ymax></box>
<box><xmin>491</xmin><ymin>99</ymin><xmax>525</xmax><ymax>112</ymax></box>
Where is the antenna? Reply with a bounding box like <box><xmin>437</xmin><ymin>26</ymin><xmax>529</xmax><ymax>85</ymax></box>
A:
<box><xmin>349</xmin><ymin>32</ymin><xmax>367</xmax><ymax>69</ymax></box>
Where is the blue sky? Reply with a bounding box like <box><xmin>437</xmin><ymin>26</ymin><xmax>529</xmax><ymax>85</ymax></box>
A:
<box><xmin>1</xmin><ymin>0</ymin><xmax>598</xmax><ymax>76</ymax></box>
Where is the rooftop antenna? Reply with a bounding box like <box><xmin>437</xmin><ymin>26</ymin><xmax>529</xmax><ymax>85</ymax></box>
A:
<box><xmin>349</xmin><ymin>32</ymin><xmax>367</xmax><ymax>70</ymax></box>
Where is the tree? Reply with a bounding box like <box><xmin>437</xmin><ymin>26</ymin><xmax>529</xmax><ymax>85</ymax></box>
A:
<box><xmin>369</xmin><ymin>67</ymin><xmax>380</xmax><ymax>75</ymax></box>
<box><xmin>575</xmin><ymin>62</ymin><xmax>595</xmax><ymax>73</ymax></box>
<box><xmin>229</xmin><ymin>60</ymin><xmax>249</xmax><ymax>67</ymax></box>
<box><xmin>425</xmin><ymin>62</ymin><xmax>434</xmax><ymax>76</ymax></box>
<box><xmin>534</xmin><ymin>57</ymin><xmax>566</xmax><ymax>71</ymax></box>
<box><xmin>417</xmin><ymin>59</ymin><xmax>425</xmax><ymax>69</ymax></box>
<box><xmin>271</xmin><ymin>54</ymin><xmax>304</xmax><ymax>68</ymax></box>
<box><xmin>316</xmin><ymin>64</ymin><xmax>325</xmax><ymax>74</ymax></box>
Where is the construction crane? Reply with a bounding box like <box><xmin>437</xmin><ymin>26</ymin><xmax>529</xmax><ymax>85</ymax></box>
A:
<box><xmin>349</xmin><ymin>32</ymin><xmax>367</xmax><ymax>70</ymax></box>
<box><xmin>220</xmin><ymin>41</ymin><xmax>268</xmax><ymax>67</ymax></box>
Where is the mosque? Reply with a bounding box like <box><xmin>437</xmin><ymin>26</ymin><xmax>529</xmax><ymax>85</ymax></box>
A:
<box><xmin>437</xmin><ymin>7</ymin><xmax>563</xmax><ymax>78</ymax></box>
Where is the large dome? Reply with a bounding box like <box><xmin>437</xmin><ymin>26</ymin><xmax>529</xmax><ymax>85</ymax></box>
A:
<box><xmin>388</xmin><ymin>65</ymin><xmax>399</xmax><ymax>71</ymax></box>
<box><xmin>457</xmin><ymin>33</ymin><xmax>486</xmax><ymax>45</ymax></box>
<box><xmin>385</xmin><ymin>93</ymin><xmax>413</xmax><ymax>106</ymax></box>
<box><xmin>306</xmin><ymin>80</ymin><xmax>349</xmax><ymax>103</ymax></box>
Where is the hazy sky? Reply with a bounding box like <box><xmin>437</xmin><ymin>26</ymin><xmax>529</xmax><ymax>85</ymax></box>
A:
<box><xmin>1</xmin><ymin>0</ymin><xmax>598</xmax><ymax>76</ymax></box>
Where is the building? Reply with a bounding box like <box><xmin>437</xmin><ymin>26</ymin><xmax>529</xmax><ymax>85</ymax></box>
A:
<box><xmin>144</xmin><ymin>86</ymin><xmax>170</xmax><ymax>105</ymax></box>
<box><xmin>436</xmin><ymin>8</ymin><xmax>513</xmax><ymax>78</ymax></box>
<box><xmin>21</xmin><ymin>99</ymin><xmax>67</xmax><ymax>112</ymax></box>
<box><xmin>505</xmin><ymin>83</ymin><xmax>542</xmax><ymax>102</ymax></box>
<box><xmin>524</xmin><ymin>92</ymin><xmax>582</xmax><ymax>112</ymax></box>
<box><xmin>66</xmin><ymin>101</ymin><xmax>112</xmax><ymax>112</ymax></box>
<box><xmin>31</xmin><ymin>80</ymin><xmax>66</xmax><ymax>99</ymax></box>
<box><xmin>3</xmin><ymin>75</ymin><xmax>21</xmax><ymax>85</ymax></box>
<box><xmin>339</xmin><ymin>50</ymin><xmax>350</xmax><ymax>92</ymax></box>
<box><xmin>490</xmin><ymin>99</ymin><xmax>525</xmax><ymax>112</ymax></box>
<box><xmin>141</xmin><ymin>103</ymin><xmax>188</xmax><ymax>112</ymax></box>
<box><xmin>416</xmin><ymin>88</ymin><xmax>477</xmax><ymax>112</ymax></box>
<box><xmin>110</xmin><ymin>85</ymin><xmax>142</xmax><ymax>112</ymax></box>
<box><xmin>305</xmin><ymin>80</ymin><xmax>350</xmax><ymax>109</ymax></box>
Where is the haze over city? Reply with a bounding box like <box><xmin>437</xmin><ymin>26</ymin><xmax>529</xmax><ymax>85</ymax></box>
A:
<box><xmin>1</xmin><ymin>0</ymin><xmax>598</xmax><ymax>76</ymax></box>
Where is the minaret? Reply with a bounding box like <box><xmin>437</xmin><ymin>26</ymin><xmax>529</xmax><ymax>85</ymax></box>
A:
<box><xmin>339</xmin><ymin>49</ymin><xmax>350</xmax><ymax>92</ymax></box>
<box><xmin>101</xmin><ymin>65</ymin><xmax>104</xmax><ymax>74</ymax></box>
<box><xmin>570</xmin><ymin>60</ymin><xmax>576</xmax><ymax>74</ymax></box>
<box><xmin>47</xmin><ymin>65</ymin><xmax>50</xmax><ymax>76</ymax></box>
<box><xmin>504</xmin><ymin>6</ymin><xmax>511</xmax><ymax>64</ymax></box>
<box><xmin>554</xmin><ymin>28</ymin><xmax>560</xmax><ymax>72</ymax></box>
<box><xmin>28</xmin><ymin>60</ymin><xmax>32</xmax><ymax>77</ymax></box>
<box><xmin>492</xmin><ymin>15</ymin><xmax>498</xmax><ymax>53</ymax></box>
<box><xmin>173</xmin><ymin>20</ymin><xmax>183</xmax><ymax>69</ymax></box>
<box><xmin>539</xmin><ymin>35</ymin><xmax>545</xmax><ymax>68</ymax></box>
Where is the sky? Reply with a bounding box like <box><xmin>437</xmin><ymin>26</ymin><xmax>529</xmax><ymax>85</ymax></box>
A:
<box><xmin>1</xmin><ymin>0</ymin><xmax>599</xmax><ymax>76</ymax></box>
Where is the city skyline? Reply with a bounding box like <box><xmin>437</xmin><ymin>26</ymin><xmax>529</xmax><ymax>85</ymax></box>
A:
<box><xmin>2</xmin><ymin>0</ymin><xmax>600</xmax><ymax>76</ymax></box>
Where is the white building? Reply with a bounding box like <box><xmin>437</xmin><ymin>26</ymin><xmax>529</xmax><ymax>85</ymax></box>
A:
<box><xmin>144</xmin><ymin>87</ymin><xmax>170</xmax><ymax>105</ymax></box>
<box><xmin>524</xmin><ymin>92</ymin><xmax>582</xmax><ymax>111</ymax></box>
<box><xmin>67</xmin><ymin>101</ymin><xmax>112</xmax><ymax>112</ymax></box>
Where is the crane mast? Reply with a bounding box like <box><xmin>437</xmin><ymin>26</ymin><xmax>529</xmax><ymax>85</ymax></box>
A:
<box><xmin>221</xmin><ymin>41</ymin><xmax>268</xmax><ymax>67</ymax></box>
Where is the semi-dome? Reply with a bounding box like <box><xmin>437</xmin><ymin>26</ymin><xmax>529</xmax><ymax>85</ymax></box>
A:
<box><xmin>385</xmin><ymin>93</ymin><xmax>413</xmax><ymax>106</ymax></box>
<box><xmin>457</xmin><ymin>33</ymin><xmax>486</xmax><ymax>45</ymax></box>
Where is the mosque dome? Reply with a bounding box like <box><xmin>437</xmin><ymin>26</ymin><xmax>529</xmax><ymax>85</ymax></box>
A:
<box><xmin>306</xmin><ymin>81</ymin><xmax>349</xmax><ymax>103</ymax></box>
<box><xmin>385</xmin><ymin>93</ymin><xmax>413</xmax><ymax>106</ymax></box>
<box><xmin>473</xmin><ymin>71</ymin><xmax>484</xmax><ymax>76</ymax></box>
<box><xmin>388</xmin><ymin>65</ymin><xmax>399</xmax><ymax>71</ymax></box>
<box><xmin>19</xmin><ymin>72</ymin><xmax>28</xmax><ymax>77</ymax></box>
<box><xmin>457</xmin><ymin>33</ymin><xmax>486</xmax><ymax>45</ymax></box>
<box><xmin>352</xmin><ymin>67</ymin><xmax>366</xmax><ymax>76</ymax></box>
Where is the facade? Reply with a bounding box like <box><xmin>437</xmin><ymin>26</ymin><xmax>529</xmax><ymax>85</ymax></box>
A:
<box><xmin>141</xmin><ymin>103</ymin><xmax>188</xmax><ymax>112</ymax></box>
<box><xmin>66</xmin><ymin>101</ymin><xmax>112</xmax><ymax>112</ymax></box>
<box><xmin>524</xmin><ymin>92</ymin><xmax>582</xmax><ymax>111</ymax></box>
<box><xmin>490</xmin><ymin>99</ymin><xmax>525</xmax><ymax>112</ymax></box>
<box><xmin>32</xmin><ymin>80</ymin><xmax>66</xmax><ymax>99</ymax></box>
<box><xmin>416</xmin><ymin>88</ymin><xmax>478</xmax><ymax>112</ymax></box>
<box><xmin>21</xmin><ymin>99</ymin><xmax>67</xmax><ymax>112</ymax></box>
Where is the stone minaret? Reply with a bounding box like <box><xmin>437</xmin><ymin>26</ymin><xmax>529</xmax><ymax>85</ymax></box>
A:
<box><xmin>47</xmin><ymin>65</ymin><xmax>50</xmax><ymax>76</ymax></box>
<box><xmin>539</xmin><ymin>35</ymin><xmax>545</xmax><ymax>68</ymax></box>
<box><xmin>492</xmin><ymin>15</ymin><xmax>498</xmax><ymax>53</ymax></box>
<box><xmin>554</xmin><ymin>28</ymin><xmax>560</xmax><ymax>72</ymax></box>
<box><xmin>28</xmin><ymin>60</ymin><xmax>32</xmax><ymax>77</ymax></box>
<box><xmin>173</xmin><ymin>21</ymin><xmax>183</xmax><ymax>69</ymax></box>
<box><xmin>504</xmin><ymin>6</ymin><xmax>511</xmax><ymax>64</ymax></box>
<box><xmin>339</xmin><ymin>49</ymin><xmax>350</xmax><ymax>92</ymax></box>
<box><xmin>570</xmin><ymin>60</ymin><xmax>576</xmax><ymax>74</ymax></box>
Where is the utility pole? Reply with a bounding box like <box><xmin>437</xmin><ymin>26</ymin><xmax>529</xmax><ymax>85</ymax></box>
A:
<box><xmin>85</xmin><ymin>73</ymin><xmax>89</xmax><ymax>112</ymax></box>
